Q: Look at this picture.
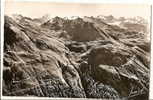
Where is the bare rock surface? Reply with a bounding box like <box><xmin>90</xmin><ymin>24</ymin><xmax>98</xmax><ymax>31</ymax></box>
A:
<box><xmin>3</xmin><ymin>15</ymin><xmax>150</xmax><ymax>99</ymax></box>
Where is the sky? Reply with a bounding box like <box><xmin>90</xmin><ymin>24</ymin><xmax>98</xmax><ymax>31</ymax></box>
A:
<box><xmin>5</xmin><ymin>0</ymin><xmax>151</xmax><ymax>19</ymax></box>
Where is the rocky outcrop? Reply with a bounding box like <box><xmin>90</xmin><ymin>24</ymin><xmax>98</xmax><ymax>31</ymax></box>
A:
<box><xmin>3</xmin><ymin>15</ymin><xmax>150</xmax><ymax>99</ymax></box>
<box><xmin>87</xmin><ymin>44</ymin><xmax>149</xmax><ymax>97</ymax></box>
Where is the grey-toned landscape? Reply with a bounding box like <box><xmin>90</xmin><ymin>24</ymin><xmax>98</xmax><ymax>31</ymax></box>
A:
<box><xmin>2</xmin><ymin>3</ymin><xmax>151</xmax><ymax>99</ymax></box>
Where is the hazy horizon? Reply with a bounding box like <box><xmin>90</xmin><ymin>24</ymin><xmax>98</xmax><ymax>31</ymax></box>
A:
<box><xmin>5</xmin><ymin>1</ymin><xmax>151</xmax><ymax>19</ymax></box>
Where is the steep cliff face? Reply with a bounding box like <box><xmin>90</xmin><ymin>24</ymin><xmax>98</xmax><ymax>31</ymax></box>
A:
<box><xmin>3</xmin><ymin>16</ymin><xmax>85</xmax><ymax>97</ymax></box>
<box><xmin>3</xmin><ymin>15</ymin><xmax>150</xmax><ymax>99</ymax></box>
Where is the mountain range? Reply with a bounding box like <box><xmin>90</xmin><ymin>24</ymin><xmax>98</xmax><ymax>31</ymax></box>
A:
<box><xmin>3</xmin><ymin>14</ymin><xmax>150</xmax><ymax>99</ymax></box>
